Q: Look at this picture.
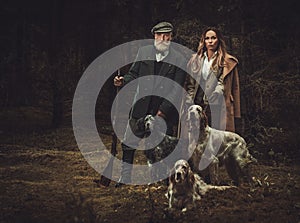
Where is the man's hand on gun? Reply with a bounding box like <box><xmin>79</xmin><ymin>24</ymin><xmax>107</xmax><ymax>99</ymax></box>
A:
<box><xmin>114</xmin><ymin>76</ymin><xmax>124</xmax><ymax>87</ymax></box>
<box><xmin>156</xmin><ymin>110</ymin><xmax>166</xmax><ymax>119</ymax></box>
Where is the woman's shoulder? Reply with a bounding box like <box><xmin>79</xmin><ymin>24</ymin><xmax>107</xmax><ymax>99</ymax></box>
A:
<box><xmin>225</xmin><ymin>53</ymin><xmax>239</xmax><ymax>64</ymax></box>
<box><xmin>188</xmin><ymin>53</ymin><xmax>201</xmax><ymax>63</ymax></box>
<box><xmin>222</xmin><ymin>53</ymin><xmax>239</xmax><ymax>76</ymax></box>
<box><xmin>191</xmin><ymin>53</ymin><xmax>202</xmax><ymax>59</ymax></box>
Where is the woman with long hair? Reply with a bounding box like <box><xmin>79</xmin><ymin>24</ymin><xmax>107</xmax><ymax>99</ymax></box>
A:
<box><xmin>186</xmin><ymin>27</ymin><xmax>241</xmax><ymax>132</ymax></box>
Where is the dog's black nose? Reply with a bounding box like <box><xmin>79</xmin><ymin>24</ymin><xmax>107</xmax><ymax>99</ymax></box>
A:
<box><xmin>175</xmin><ymin>172</ymin><xmax>181</xmax><ymax>180</ymax></box>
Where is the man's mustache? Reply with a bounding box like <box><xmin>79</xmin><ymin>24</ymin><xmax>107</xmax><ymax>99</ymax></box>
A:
<box><xmin>155</xmin><ymin>40</ymin><xmax>171</xmax><ymax>46</ymax></box>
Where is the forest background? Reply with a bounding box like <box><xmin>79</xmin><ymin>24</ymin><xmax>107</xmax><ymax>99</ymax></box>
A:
<box><xmin>0</xmin><ymin>1</ymin><xmax>300</xmax><ymax>222</ymax></box>
<box><xmin>0</xmin><ymin>0</ymin><xmax>299</xmax><ymax>169</ymax></box>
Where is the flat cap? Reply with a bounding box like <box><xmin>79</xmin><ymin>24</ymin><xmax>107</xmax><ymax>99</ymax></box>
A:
<box><xmin>151</xmin><ymin>22</ymin><xmax>173</xmax><ymax>34</ymax></box>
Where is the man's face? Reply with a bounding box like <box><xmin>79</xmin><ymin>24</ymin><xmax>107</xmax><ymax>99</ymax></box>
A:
<box><xmin>154</xmin><ymin>32</ymin><xmax>172</xmax><ymax>52</ymax></box>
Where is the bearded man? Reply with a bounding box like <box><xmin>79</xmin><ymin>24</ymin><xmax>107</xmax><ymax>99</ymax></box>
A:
<box><xmin>113</xmin><ymin>21</ymin><xmax>187</xmax><ymax>187</ymax></box>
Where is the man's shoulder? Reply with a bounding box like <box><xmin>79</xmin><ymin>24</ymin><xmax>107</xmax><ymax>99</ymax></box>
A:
<box><xmin>170</xmin><ymin>44</ymin><xmax>185</xmax><ymax>58</ymax></box>
<box><xmin>168</xmin><ymin>45</ymin><xmax>188</xmax><ymax>66</ymax></box>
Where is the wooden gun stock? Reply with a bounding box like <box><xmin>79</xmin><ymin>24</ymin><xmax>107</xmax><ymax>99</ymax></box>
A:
<box><xmin>96</xmin><ymin>69</ymin><xmax>120</xmax><ymax>187</ymax></box>
<box><xmin>99</xmin><ymin>132</ymin><xmax>118</xmax><ymax>187</ymax></box>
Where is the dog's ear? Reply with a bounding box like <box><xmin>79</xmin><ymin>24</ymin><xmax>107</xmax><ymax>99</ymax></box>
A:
<box><xmin>186</xmin><ymin>164</ymin><xmax>194</xmax><ymax>185</ymax></box>
<box><xmin>189</xmin><ymin>169</ymin><xmax>195</xmax><ymax>186</ymax></box>
<box><xmin>169</xmin><ymin>173</ymin><xmax>175</xmax><ymax>185</ymax></box>
<box><xmin>200</xmin><ymin>111</ymin><xmax>208</xmax><ymax>130</ymax></box>
<box><xmin>135</xmin><ymin>116</ymin><xmax>146</xmax><ymax>132</ymax></box>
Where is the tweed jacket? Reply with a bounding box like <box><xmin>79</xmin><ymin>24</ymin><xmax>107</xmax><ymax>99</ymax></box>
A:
<box><xmin>185</xmin><ymin>53</ymin><xmax>241</xmax><ymax>132</ymax></box>
<box><xmin>123</xmin><ymin>44</ymin><xmax>187</xmax><ymax>125</ymax></box>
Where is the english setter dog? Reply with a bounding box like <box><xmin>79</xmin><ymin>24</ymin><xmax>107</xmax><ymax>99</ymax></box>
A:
<box><xmin>137</xmin><ymin>115</ymin><xmax>181</xmax><ymax>181</ymax></box>
<box><xmin>187</xmin><ymin>105</ymin><xmax>257</xmax><ymax>186</ymax></box>
<box><xmin>166</xmin><ymin>159</ymin><xmax>234</xmax><ymax>211</ymax></box>
<box><xmin>143</xmin><ymin>114</ymin><xmax>179</xmax><ymax>164</ymax></box>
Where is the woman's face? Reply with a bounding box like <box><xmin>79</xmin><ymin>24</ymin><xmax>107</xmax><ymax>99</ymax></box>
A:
<box><xmin>204</xmin><ymin>30</ymin><xmax>219</xmax><ymax>52</ymax></box>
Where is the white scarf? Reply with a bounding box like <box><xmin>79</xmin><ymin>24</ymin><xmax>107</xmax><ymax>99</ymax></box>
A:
<box><xmin>155</xmin><ymin>50</ymin><xmax>169</xmax><ymax>62</ymax></box>
<box><xmin>202</xmin><ymin>51</ymin><xmax>217</xmax><ymax>80</ymax></box>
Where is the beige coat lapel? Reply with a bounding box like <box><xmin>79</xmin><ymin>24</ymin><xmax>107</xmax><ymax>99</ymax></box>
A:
<box><xmin>222</xmin><ymin>54</ymin><xmax>238</xmax><ymax>80</ymax></box>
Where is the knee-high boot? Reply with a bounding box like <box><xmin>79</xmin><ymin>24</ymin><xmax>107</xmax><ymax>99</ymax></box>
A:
<box><xmin>115</xmin><ymin>144</ymin><xmax>135</xmax><ymax>187</ymax></box>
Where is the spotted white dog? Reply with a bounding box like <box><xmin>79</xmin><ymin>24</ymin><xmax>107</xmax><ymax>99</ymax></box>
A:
<box><xmin>187</xmin><ymin>105</ymin><xmax>257</xmax><ymax>186</ymax></box>
<box><xmin>166</xmin><ymin>159</ymin><xmax>234</xmax><ymax>211</ymax></box>
<box><xmin>143</xmin><ymin>114</ymin><xmax>179</xmax><ymax>164</ymax></box>
<box><xmin>139</xmin><ymin>115</ymin><xmax>180</xmax><ymax>181</ymax></box>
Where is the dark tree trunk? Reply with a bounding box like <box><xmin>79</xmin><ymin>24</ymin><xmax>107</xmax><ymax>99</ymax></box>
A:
<box><xmin>9</xmin><ymin>4</ymin><xmax>28</xmax><ymax>107</ymax></box>
<box><xmin>49</xmin><ymin>0</ymin><xmax>64</xmax><ymax>128</ymax></box>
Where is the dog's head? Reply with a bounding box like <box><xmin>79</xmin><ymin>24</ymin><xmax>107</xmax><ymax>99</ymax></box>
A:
<box><xmin>187</xmin><ymin>105</ymin><xmax>208</xmax><ymax>131</ymax></box>
<box><xmin>172</xmin><ymin>159</ymin><xmax>193</xmax><ymax>184</ymax></box>
<box><xmin>144</xmin><ymin>114</ymin><xmax>167</xmax><ymax>135</ymax></box>
<box><xmin>144</xmin><ymin>114</ymin><xmax>155</xmax><ymax>133</ymax></box>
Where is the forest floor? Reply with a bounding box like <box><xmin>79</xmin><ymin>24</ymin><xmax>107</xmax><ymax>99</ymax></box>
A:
<box><xmin>0</xmin><ymin>110</ymin><xmax>299</xmax><ymax>223</ymax></box>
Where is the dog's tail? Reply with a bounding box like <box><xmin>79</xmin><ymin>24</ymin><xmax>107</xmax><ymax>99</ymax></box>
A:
<box><xmin>199</xmin><ymin>184</ymin><xmax>236</xmax><ymax>196</ymax></box>
<box><xmin>246</xmin><ymin>148</ymin><xmax>258</xmax><ymax>165</ymax></box>
<box><xmin>207</xmin><ymin>185</ymin><xmax>236</xmax><ymax>191</ymax></box>
<box><xmin>250</xmin><ymin>153</ymin><xmax>258</xmax><ymax>163</ymax></box>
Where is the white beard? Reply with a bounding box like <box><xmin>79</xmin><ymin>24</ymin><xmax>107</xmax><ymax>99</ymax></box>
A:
<box><xmin>154</xmin><ymin>39</ymin><xmax>170</xmax><ymax>52</ymax></box>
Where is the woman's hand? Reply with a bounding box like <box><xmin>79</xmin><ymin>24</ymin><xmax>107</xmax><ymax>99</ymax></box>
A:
<box><xmin>209</xmin><ymin>83</ymin><xmax>224</xmax><ymax>102</ymax></box>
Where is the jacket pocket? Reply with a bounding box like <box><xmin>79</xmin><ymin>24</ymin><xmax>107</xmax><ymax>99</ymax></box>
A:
<box><xmin>229</xmin><ymin>94</ymin><xmax>234</xmax><ymax>116</ymax></box>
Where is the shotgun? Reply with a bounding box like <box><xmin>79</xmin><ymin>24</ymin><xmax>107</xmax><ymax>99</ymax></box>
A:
<box><xmin>98</xmin><ymin>70</ymin><xmax>120</xmax><ymax>187</ymax></box>
<box><xmin>98</xmin><ymin>132</ymin><xmax>118</xmax><ymax>186</ymax></box>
